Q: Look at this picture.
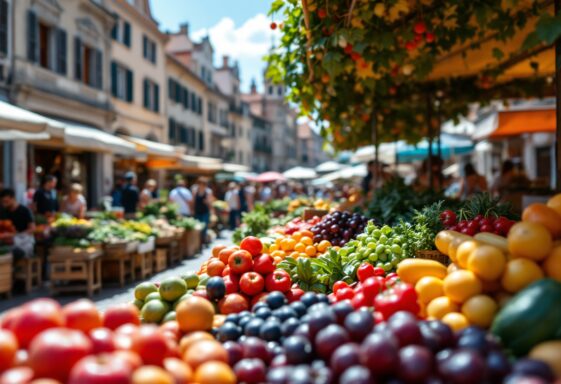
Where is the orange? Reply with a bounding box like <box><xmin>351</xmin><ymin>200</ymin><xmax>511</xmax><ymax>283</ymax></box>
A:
<box><xmin>415</xmin><ymin>276</ymin><xmax>444</xmax><ymax>304</ymax></box>
<box><xmin>467</xmin><ymin>245</ymin><xmax>506</xmax><ymax>281</ymax></box>
<box><xmin>273</xmin><ymin>256</ymin><xmax>283</xmax><ymax>264</ymax></box>
<box><xmin>426</xmin><ymin>296</ymin><xmax>459</xmax><ymax>319</ymax></box>
<box><xmin>183</xmin><ymin>339</ymin><xmax>228</xmax><ymax>370</ymax></box>
<box><xmin>508</xmin><ymin>222</ymin><xmax>553</xmax><ymax>261</ymax></box>
<box><xmin>176</xmin><ymin>296</ymin><xmax>215</xmax><ymax>333</ymax></box>
<box><xmin>455</xmin><ymin>240</ymin><xmax>480</xmax><ymax>269</ymax></box>
<box><xmin>544</xmin><ymin>246</ymin><xmax>561</xmax><ymax>282</ymax></box>
<box><xmin>163</xmin><ymin>357</ymin><xmax>193</xmax><ymax>384</ymax></box>
<box><xmin>441</xmin><ymin>312</ymin><xmax>469</xmax><ymax>332</ymax></box>
<box><xmin>268</xmin><ymin>244</ymin><xmax>279</xmax><ymax>252</ymax></box>
<box><xmin>281</xmin><ymin>238</ymin><xmax>296</xmax><ymax>251</ymax></box>
<box><xmin>317</xmin><ymin>240</ymin><xmax>331</xmax><ymax>253</ymax></box>
<box><xmin>289</xmin><ymin>251</ymin><xmax>300</xmax><ymax>259</ymax></box>
<box><xmin>447</xmin><ymin>263</ymin><xmax>459</xmax><ymax>274</ymax></box>
<box><xmin>132</xmin><ymin>366</ymin><xmax>174</xmax><ymax>384</ymax></box>
<box><xmin>547</xmin><ymin>193</ymin><xmax>561</xmax><ymax>216</ymax></box>
<box><xmin>448</xmin><ymin>237</ymin><xmax>468</xmax><ymax>264</ymax></box>
<box><xmin>300</xmin><ymin>230</ymin><xmax>314</xmax><ymax>239</ymax></box>
<box><xmin>194</xmin><ymin>361</ymin><xmax>236</xmax><ymax>384</ymax></box>
<box><xmin>291</xmin><ymin>231</ymin><xmax>303</xmax><ymax>241</ymax></box>
<box><xmin>212</xmin><ymin>245</ymin><xmax>227</xmax><ymax>259</ymax></box>
<box><xmin>275</xmin><ymin>237</ymin><xmax>283</xmax><ymax>246</ymax></box>
<box><xmin>461</xmin><ymin>294</ymin><xmax>498</xmax><ymax>328</ymax></box>
<box><xmin>299</xmin><ymin>252</ymin><xmax>308</xmax><ymax>259</ymax></box>
<box><xmin>501</xmin><ymin>258</ymin><xmax>544</xmax><ymax>293</ymax></box>
<box><xmin>218</xmin><ymin>247</ymin><xmax>237</xmax><ymax>264</ymax></box>
<box><xmin>179</xmin><ymin>332</ymin><xmax>214</xmax><ymax>355</ymax></box>
<box><xmin>305</xmin><ymin>246</ymin><xmax>317</xmax><ymax>257</ymax></box>
<box><xmin>443</xmin><ymin>270</ymin><xmax>482</xmax><ymax>303</ymax></box>
<box><xmin>301</xmin><ymin>237</ymin><xmax>313</xmax><ymax>246</ymax></box>
<box><xmin>523</xmin><ymin>203</ymin><xmax>561</xmax><ymax>238</ymax></box>
<box><xmin>206</xmin><ymin>259</ymin><xmax>225</xmax><ymax>277</ymax></box>
<box><xmin>435</xmin><ymin>230</ymin><xmax>469</xmax><ymax>255</ymax></box>
<box><xmin>271</xmin><ymin>250</ymin><xmax>285</xmax><ymax>258</ymax></box>
<box><xmin>294</xmin><ymin>243</ymin><xmax>306</xmax><ymax>253</ymax></box>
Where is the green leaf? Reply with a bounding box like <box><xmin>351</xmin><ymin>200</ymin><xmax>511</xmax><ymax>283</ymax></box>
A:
<box><xmin>268</xmin><ymin>0</ymin><xmax>285</xmax><ymax>15</ymax></box>
<box><xmin>535</xmin><ymin>13</ymin><xmax>561</xmax><ymax>45</ymax></box>
<box><xmin>322</xmin><ymin>51</ymin><xmax>345</xmax><ymax>78</ymax></box>
<box><xmin>492</xmin><ymin>47</ymin><xmax>504</xmax><ymax>60</ymax></box>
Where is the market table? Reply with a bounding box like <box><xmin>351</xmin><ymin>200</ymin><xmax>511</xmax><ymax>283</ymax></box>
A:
<box><xmin>49</xmin><ymin>247</ymin><xmax>102</xmax><ymax>298</ymax></box>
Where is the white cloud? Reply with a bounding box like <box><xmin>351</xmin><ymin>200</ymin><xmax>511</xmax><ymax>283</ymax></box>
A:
<box><xmin>192</xmin><ymin>14</ymin><xmax>279</xmax><ymax>92</ymax></box>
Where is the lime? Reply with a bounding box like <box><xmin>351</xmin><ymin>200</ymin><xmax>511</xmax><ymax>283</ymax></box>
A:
<box><xmin>159</xmin><ymin>276</ymin><xmax>188</xmax><ymax>302</ymax></box>
<box><xmin>182</xmin><ymin>272</ymin><xmax>200</xmax><ymax>290</ymax></box>
<box><xmin>173</xmin><ymin>293</ymin><xmax>192</xmax><ymax>309</ymax></box>
<box><xmin>162</xmin><ymin>311</ymin><xmax>177</xmax><ymax>323</ymax></box>
<box><xmin>145</xmin><ymin>292</ymin><xmax>162</xmax><ymax>302</ymax></box>
<box><xmin>134</xmin><ymin>282</ymin><xmax>158</xmax><ymax>300</ymax></box>
<box><xmin>198</xmin><ymin>273</ymin><xmax>209</xmax><ymax>287</ymax></box>
<box><xmin>141</xmin><ymin>300</ymin><xmax>170</xmax><ymax>324</ymax></box>
<box><xmin>132</xmin><ymin>299</ymin><xmax>144</xmax><ymax>310</ymax></box>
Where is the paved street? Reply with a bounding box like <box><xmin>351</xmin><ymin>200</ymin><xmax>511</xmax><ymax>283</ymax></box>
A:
<box><xmin>0</xmin><ymin>232</ymin><xmax>232</xmax><ymax>314</ymax></box>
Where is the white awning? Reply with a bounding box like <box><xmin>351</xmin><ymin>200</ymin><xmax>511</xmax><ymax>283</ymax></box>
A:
<box><xmin>0</xmin><ymin>130</ymin><xmax>50</xmax><ymax>141</ymax></box>
<box><xmin>283</xmin><ymin>166</ymin><xmax>318</xmax><ymax>180</ymax></box>
<box><xmin>223</xmin><ymin>163</ymin><xmax>250</xmax><ymax>173</ymax></box>
<box><xmin>63</xmin><ymin>123</ymin><xmax>136</xmax><ymax>155</ymax></box>
<box><xmin>180</xmin><ymin>154</ymin><xmax>222</xmax><ymax>171</ymax></box>
<box><xmin>122</xmin><ymin>136</ymin><xmax>182</xmax><ymax>158</ymax></box>
<box><xmin>316</xmin><ymin>161</ymin><xmax>344</xmax><ymax>173</ymax></box>
<box><xmin>0</xmin><ymin>100</ymin><xmax>65</xmax><ymax>136</ymax></box>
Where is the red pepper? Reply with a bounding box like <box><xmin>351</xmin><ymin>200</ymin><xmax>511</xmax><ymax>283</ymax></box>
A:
<box><xmin>373</xmin><ymin>282</ymin><xmax>420</xmax><ymax>320</ymax></box>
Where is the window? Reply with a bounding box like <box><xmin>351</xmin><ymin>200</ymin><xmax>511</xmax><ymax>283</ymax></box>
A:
<box><xmin>112</xmin><ymin>15</ymin><xmax>131</xmax><ymax>47</ymax></box>
<box><xmin>277</xmin><ymin>86</ymin><xmax>283</xmax><ymax>95</ymax></box>
<box><xmin>168</xmin><ymin>118</ymin><xmax>176</xmax><ymax>143</ymax></box>
<box><xmin>143</xmin><ymin>78</ymin><xmax>159</xmax><ymax>112</ymax></box>
<box><xmin>142</xmin><ymin>35</ymin><xmax>156</xmax><ymax>64</ymax></box>
<box><xmin>198</xmin><ymin>97</ymin><xmax>203</xmax><ymax>115</ymax></box>
<box><xmin>268</xmin><ymin>85</ymin><xmax>273</xmax><ymax>95</ymax></box>
<box><xmin>75</xmin><ymin>38</ymin><xmax>102</xmax><ymax>89</ymax></box>
<box><xmin>190</xmin><ymin>93</ymin><xmax>197</xmax><ymax>112</ymax></box>
<box><xmin>0</xmin><ymin>1</ymin><xmax>8</xmax><ymax>55</ymax></box>
<box><xmin>536</xmin><ymin>146</ymin><xmax>552</xmax><ymax>180</ymax></box>
<box><xmin>27</xmin><ymin>11</ymin><xmax>67</xmax><ymax>74</ymax></box>
<box><xmin>111</xmin><ymin>61</ymin><xmax>133</xmax><ymax>102</ymax></box>
<box><xmin>168</xmin><ymin>78</ymin><xmax>175</xmax><ymax>100</ymax></box>
<box><xmin>207</xmin><ymin>102</ymin><xmax>217</xmax><ymax>123</ymax></box>
<box><xmin>198</xmin><ymin>131</ymin><xmax>204</xmax><ymax>151</ymax></box>
<box><xmin>179</xmin><ymin>124</ymin><xmax>188</xmax><ymax>144</ymax></box>
<box><xmin>182</xmin><ymin>87</ymin><xmax>189</xmax><ymax>109</ymax></box>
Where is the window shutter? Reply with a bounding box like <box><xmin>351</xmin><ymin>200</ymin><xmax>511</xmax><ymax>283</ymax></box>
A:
<box><xmin>74</xmin><ymin>37</ymin><xmax>82</xmax><ymax>80</ymax></box>
<box><xmin>154</xmin><ymin>83</ymin><xmax>160</xmax><ymax>113</ymax></box>
<box><xmin>123</xmin><ymin>22</ymin><xmax>131</xmax><ymax>47</ymax></box>
<box><xmin>126</xmin><ymin>69</ymin><xmax>133</xmax><ymax>102</ymax></box>
<box><xmin>199</xmin><ymin>131</ymin><xmax>204</xmax><ymax>151</ymax></box>
<box><xmin>110</xmin><ymin>61</ymin><xmax>117</xmax><ymax>96</ymax></box>
<box><xmin>168</xmin><ymin>78</ymin><xmax>173</xmax><ymax>100</ymax></box>
<box><xmin>177</xmin><ymin>84</ymin><xmax>183</xmax><ymax>105</ymax></box>
<box><xmin>151</xmin><ymin>42</ymin><xmax>156</xmax><ymax>64</ymax></box>
<box><xmin>183</xmin><ymin>88</ymin><xmax>188</xmax><ymax>109</ymax></box>
<box><xmin>198</xmin><ymin>97</ymin><xmax>202</xmax><ymax>114</ymax></box>
<box><xmin>111</xmin><ymin>14</ymin><xmax>119</xmax><ymax>40</ymax></box>
<box><xmin>0</xmin><ymin>1</ymin><xmax>8</xmax><ymax>55</ymax></box>
<box><xmin>142</xmin><ymin>35</ymin><xmax>147</xmax><ymax>59</ymax></box>
<box><xmin>27</xmin><ymin>10</ymin><xmax>38</xmax><ymax>62</ymax></box>
<box><xmin>143</xmin><ymin>78</ymin><xmax>149</xmax><ymax>108</ymax></box>
<box><xmin>191</xmin><ymin>93</ymin><xmax>196</xmax><ymax>112</ymax></box>
<box><xmin>168</xmin><ymin>118</ymin><xmax>176</xmax><ymax>142</ymax></box>
<box><xmin>56</xmin><ymin>28</ymin><xmax>67</xmax><ymax>75</ymax></box>
<box><xmin>95</xmin><ymin>49</ymin><xmax>102</xmax><ymax>89</ymax></box>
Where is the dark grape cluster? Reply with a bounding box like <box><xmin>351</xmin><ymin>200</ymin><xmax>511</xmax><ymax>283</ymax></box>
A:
<box><xmin>310</xmin><ymin>211</ymin><xmax>370</xmax><ymax>246</ymax></box>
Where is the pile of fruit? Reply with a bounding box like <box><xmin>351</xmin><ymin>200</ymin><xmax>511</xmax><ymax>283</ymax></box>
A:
<box><xmin>266</xmin><ymin>230</ymin><xmax>332</xmax><ymax>263</ymax></box>
<box><xmin>280</xmin><ymin>216</ymin><xmax>321</xmax><ymax>236</ymax></box>
<box><xmin>310</xmin><ymin>211</ymin><xmax>370</xmax><ymax>246</ymax></box>
<box><xmin>288</xmin><ymin>197</ymin><xmax>331</xmax><ymax>213</ymax></box>
<box><xmin>439</xmin><ymin>210</ymin><xmax>516</xmax><ymax>237</ymax></box>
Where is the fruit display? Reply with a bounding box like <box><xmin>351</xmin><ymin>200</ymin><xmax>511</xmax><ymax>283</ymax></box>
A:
<box><xmin>280</xmin><ymin>216</ymin><xmax>321</xmax><ymax>236</ymax></box>
<box><xmin>288</xmin><ymin>197</ymin><xmax>332</xmax><ymax>212</ymax></box>
<box><xmin>87</xmin><ymin>221</ymin><xmax>151</xmax><ymax>244</ymax></box>
<box><xmin>267</xmin><ymin>230</ymin><xmax>332</xmax><ymax>264</ymax></box>
<box><xmin>0</xmin><ymin>220</ymin><xmax>15</xmax><ymax>234</ymax></box>
<box><xmin>310</xmin><ymin>211</ymin><xmax>370</xmax><ymax>246</ymax></box>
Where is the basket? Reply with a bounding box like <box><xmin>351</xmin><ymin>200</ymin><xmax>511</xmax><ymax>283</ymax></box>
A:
<box><xmin>0</xmin><ymin>253</ymin><xmax>13</xmax><ymax>296</ymax></box>
<box><xmin>415</xmin><ymin>250</ymin><xmax>449</xmax><ymax>265</ymax></box>
<box><xmin>302</xmin><ymin>209</ymin><xmax>329</xmax><ymax>221</ymax></box>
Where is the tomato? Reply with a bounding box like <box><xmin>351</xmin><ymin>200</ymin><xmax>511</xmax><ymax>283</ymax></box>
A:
<box><xmin>218</xmin><ymin>247</ymin><xmax>238</xmax><ymax>265</ymax></box>
<box><xmin>362</xmin><ymin>276</ymin><xmax>384</xmax><ymax>300</ymax></box>
<box><xmin>264</xmin><ymin>270</ymin><xmax>292</xmax><ymax>292</ymax></box>
<box><xmin>335</xmin><ymin>287</ymin><xmax>355</xmax><ymax>301</ymax></box>
<box><xmin>252</xmin><ymin>255</ymin><xmax>275</xmax><ymax>275</ymax></box>
<box><xmin>239</xmin><ymin>272</ymin><xmax>265</xmax><ymax>296</ymax></box>
<box><xmin>0</xmin><ymin>367</ymin><xmax>34</xmax><ymax>384</ymax></box>
<box><xmin>68</xmin><ymin>353</ymin><xmax>134</xmax><ymax>384</ymax></box>
<box><xmin>222</xmin><ymin>275</ymin><xmax>239</xmax><ymax>295</ymax></box>
<box><xmin>501</xmin><ymin>258</ymin><xmax>544</xmax><ymax>293</ymax></box>
<box><xmin>102</xmin><ymin>304</ymin><xmax>140</xmax><ymax>330</ymax></box>
<box><xmin>218</xmin><ymin>294</ymin><xmax>249</xmax><ymax>315</ymax></box>
<box><xmin>227</xmin><ymin>250</ymin><xmax>253</xmax><ymax>274</ymax></box>
<box><xmin>131</xmin><ymin>325</ymin><xmax>169</xmax><ymax>366</ymax></box>
<box><xmin>239</xmin><ymin>237</ymin><xmax>263</xmax><ymax>257</ymax></box>
<box><xmin>0</xmin><ymin>330</ymin><xmax>17</xmax><ymax>372</ymax></box>
<box><xmin>88</xmin><ymin>328</ymin><xmax>116</xmax><ymax>354</ymax></box>
<box><xmin>11</xmin><ymin>298</ymin><xmax>64</xmax><ymax>348</ymax></box>
<box><xmin>523</xmin><ymin>203</ymin><xmax>561</xmax><ymax>238</ymax></box>
<box><xmin>507</xmin><ymin>221</ymin><xmax>553</xmax><ymax>261</ymax></box>
<box><xmin>332</xmin><ymin>280</ymin><xmax>349</xmax><ymax>294</ymax></box>
<box><xmin>351</xmin><ymin>292</ymin><xmax>369</xmax><ymax>309</ymax></box>
<box><xmin>286</xmin><ymin>288</ymin><xmax>305</xmax><ymax>303</ymax></box>
<box><xmin>461</xmin><ymin>294</ymin><xmax>498</xmax><ymax>328</ymax></box>
<box><xmin>63</xmin><ymin>299</ymin><xmax>102</xmax><ymax>333</ymax></box>
<box><xmin>28</xmin><ymin>328</ymin><xmax>93</xmax><ymax>382</ymax></box>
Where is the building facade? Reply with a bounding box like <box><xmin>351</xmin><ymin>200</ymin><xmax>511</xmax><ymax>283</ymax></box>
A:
<box><xmin>297</xmin><ymin>122</ymin><xmax>329</xmax><ymax>168</ymax></box>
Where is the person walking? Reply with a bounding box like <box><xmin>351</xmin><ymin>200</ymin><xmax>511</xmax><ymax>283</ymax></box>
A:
<box><xmin>32</xmin><ymin>175</ymin><xmax>58</xmax><ymax>216</ymax></box>
<box><xmin>192</xmin><ymin>177</ymin><xmax>213</xmax><ymax>245</ymax></box>
<box><xmin>61</xmin><ymin>183</ymin><xmax>87</xmax><ymax>219</ymax></box>
<box><xmin>225</xmin><ymin>182</ymin><xmax>241</xmax><ymax>230</ymax></box>
<box><xmin>169</xmin><ymin>177</ymin><xmax>193</xmax><ymax>217</ymax></box>
<box><xmin>458</xmin><ymin>163</ymin><xmax>488</xmax><ymax>200</ymax></box>
<box><xmin>139</xmin><ymin>179</ymin><xmax>157</xmax><ymax>209</ymax></box>
<box><xmin>121</xmin><ymin>172</ymin><xmax>140</xmax><ymax>217</ymax></box>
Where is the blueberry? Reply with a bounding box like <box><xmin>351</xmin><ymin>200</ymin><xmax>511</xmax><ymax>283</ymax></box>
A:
<box><xmin>290</xmin><ymin>301</ymin><xmax>307</xmax><ymax>318</ymax></box>
<box><xmin>260</xmin><ymin>321</ymin><xmax>283</xmax><ymax>342</ymax></box>
<box><xmin>300</xmin><ymin>292</ymin><xmax>318</xmax><ymax>307</ymax></box>
<box><xmin>282</xmin><ymin>317</ymin><xmax>301</xmax><ymax>337</ymax></box>
<box><xmin>274</xmin><ymin>307</ymin><xmax>297</xmax><ymax>322</ymax></box>
<box><xmin>252</xmin><ymin>301</ymin><xmax>269</xmax><ymax>312</ymax></box>
<box><xmin>316</xmin><ymin>293</ymin><xmax>329</xmax><ymax>304</ymax></box>
<box><xmin>283</xmin><ymin>336</ymin><xmax>313</xmax><ymax>365</ymax></box>
<box><xmin>266</xmin><ymin>291</ymin><xmax>288</xmax><ymax>309</ymax></box>
<box><xmin>255</xmin><ymin>306</ymin><xmax>272</xmax><ymax>319</ymax></box>
<box><xmin>244</xmin><ymin>318</ymin><xmax>265</xmax><ymax>337</ymax></box>
<box><xmin>224</xmin><ymin>313</ymin><xmax>239</xmax><ymax>324</ymax></box>
<box><xmin>238</xmin><ymin>315</ymin><xmax>252</xmax><ymax>329</ymax></box>
<box><xmin>216</xmin><ymin>322</ymin><xmax>242</xmax><ymax>342</ymax></box>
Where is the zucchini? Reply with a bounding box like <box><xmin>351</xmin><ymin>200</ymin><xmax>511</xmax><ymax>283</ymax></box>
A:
<box><xmin>491</xmin><ymin>279</ymin><xmax>561</xmax><ymax>356</ymax></box>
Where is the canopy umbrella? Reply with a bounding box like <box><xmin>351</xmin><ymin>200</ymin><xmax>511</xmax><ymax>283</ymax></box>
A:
<box><xmin>323</xmin><ymin>164</ymin><xmax>367</xmax><ymax>182</ymax></box>
<box><xmin>351</xmin><ymin>143</ymin><xmax>399</xmax><ymax>164</ymax></box>
<box><xmin>315</xmin><ymin>161</ymin><xmax>344</xmax><ymax>173</ymax></box>
<box><xmin>283</xmin><ymin>166</ymin><xmax>318</xmax><ymax>180</ymax></box>
<box><xmin>255</xmin><ymin>172</ymin><xmax>286</xmax><ymax>183</ymax></box>
<box><xmin>215</xmin><ymin>173</ymin><xmax>245</xmax><ymax>182</ymax></box>
<box><xmin>397</xmin><ymin>134</ymin><xmax>474</xmax><ymax>162</ymax></box>
<box><xmin>234</xmin><ymin>171</ymin><xmax>259</xmax><ymax>181</ymax></box>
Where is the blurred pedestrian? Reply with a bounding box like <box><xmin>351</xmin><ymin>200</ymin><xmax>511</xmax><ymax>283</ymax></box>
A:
<box><xmin>458</xmin><ymin>163</ymin><xmax>487</xmax><ymax>200</ymax></box>
<box><xmin>140</xmin><ymin>179</ymin><xmax>157</xmax><ymax>209</ymax></box>
<box><xmin>414</xmin><ymin>156</ymin><xmax>444</xmax><ymax>192</ymax></box>
<box><xmin>61</xmin><ymin>183</ymin><xmax>87</xmax><ymax>219</ymax></box>
<box><xmin>121</xmin><ymin>172</ymin><xmax>139</xmax><ymax>216</ymax></box>
<box><xmin>225</xmin><ymin>182</ymin><xmax>241</xmax><ymax>230</ymax></box>
<box><xmin>169</xmin><ymin>176</ymin><xmax>193</xmax><ymax>217</ymax></box>
<box><xmin>260</xmin><ymin>183</ymin><xmax>272</xmax><ymax>202</ymax></box>
<box><xmin>111</xmin><ymin>176</ymin><xmax>125</xmax><ymax>207</ymax></box>
<box><xmin>0</xmin><ymin>188</ymin><xmax>35</xmax><ymax>258</ymax></box>
<box><xmin>32</xmin><ymin>175</ymin><xmax>58</xmax><ymax>216</ymax></box>
<box><xmin>192</xmin><ymin>177</ymin><xmax>214</xmax><ymax>244</ymax></box>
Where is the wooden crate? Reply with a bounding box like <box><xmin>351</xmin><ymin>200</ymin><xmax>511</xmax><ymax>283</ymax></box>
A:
<box><xmin>133</xmin><ymin>250</ymin><xmax>153</xmax><ymax>280</ymax></box>
<box><xmin>302</xmin><ymin>208</ymin><xmax>329</xmax><ymax>221</ymax></box>
<box><xmin>185</xmin><ymin>229</ymin><xmax>202</xmax><ymax>258</ymax></box>
<box><xmin>14</xmin><ymin>257</ymin><xmax>42</xmax><ymax>293</ymax></box>
<box><xmin>415</xmin><ymin>250</ymin><xmax>449</xmax><ymax>265</ymax></box>
<box><xmin>138</xmin><ymin>237</ymin><xmax>155</xmax><ymax>254</ymax></box>
<box><xmin>154</xmin><ymin>249</ymin><xmax>167</xmax><ymax>272</ymax></box>
<box><xmin>0</xmin><ymin>254</ymin><xmax>13</xmax><ymax>298</ymax></box>
<box><xmin>102</xmin><ymin>243</ymin><xmax>134</xmax><ymax>287</ymax></box>
<box><xmin>49</xmin><ymin>249</ymin><xmax>102</xmax><ymax>297</ymax></box>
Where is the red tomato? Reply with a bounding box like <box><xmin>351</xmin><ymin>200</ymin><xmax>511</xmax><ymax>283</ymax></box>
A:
<box><xmin>68</xmin><ymin>353</ymin><xmax>134</xmax><ymax>384</ymax></box>
<box><xmin>228</xmin><ymin>250</ymin><xmax>253</xmax><ymax>274</ymax></box>
<box><xmin>218</xmin><ymin>294</ymin><xmax>249</xmax><ymax>315</ymax></box>
<box><xmin>102</xmin><ymin>304</ymin><xmax>140</xmax><ymax>330</ymax></box>
<box><xmin>0</xmin><ymin>367</ymin><xmax>34</xmax><ymax>384</ymax></box>
<box><xmin>223</xmin><ymin>275</ymin><xmax>239</xmax><ymax>295</ymax></box>
<box><xmin>361</xmin><ymin>277</ymin><xmax>384</xmax><ymax>300</ymax></box>
<box><xmin>332</xmin><ymin>281</ymin><xmax>349</xmax><ymax>294</ymax></box>
<box><xmin>0</xmin><ymin>330</ymin><xmax>17</xmax><ymax>372</ymax></box>
<box><xmin>239</xmin><ymin>272</ymin><xmax>265</xmax><ymax>296</ymax></box>
<box><xmin>351</xmin><ymin>292</ymin><xmax>368</xmax><ymax>309</ymax></box>
<box><xmin>356</xmin><ymin>263</ymin><xmax>375</xmax><ymax>282</ymax></box>
<box><xmin>239</xmin><ymin>237</ymin><xmax>263</xmax><ymax>257</ymax></box>
<box><xmin>88</xmin><ymin>328</ymin><xmax>116</xmax><ymax>354</ymax></box>
<box><xmin>63</xmin><ymin>299</ymin><xmax>102</xmax><ymax>333</ymax></box>
<box><xmin>335</xmin><ymin>287</ymin><xmax>355</xmax><ymax>301</ymax></box>
<box><xmin>11</xmin><ymin>299</ymin><xmax>64</xmax><ymax>348</ymax></box>
<box><xmin>253</xmin><ymin>255</ymin><xmax>275</xmax><ymax>275</ymax></box>
<box><xmin>130</xmin><ymin>325</ymin><xmax>169</xmax><ymax>366</ymax></box>
<box><xmin>264</xmin><ymin>270</ymin><xmax>292</xmax><ymax>293</ymax></box>
<box><xmin>373</xmin><ymin>267</ymin><xmax>386</xmax><ymax>277</ymax></box>
<box><xmin>28</xmin><ymin>328</ymin><xmax>93</xmax><ymax>382</ymax></box>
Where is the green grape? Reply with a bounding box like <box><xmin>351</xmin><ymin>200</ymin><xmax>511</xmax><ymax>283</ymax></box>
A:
<box><xmin>378</xmin><ymin>235</ymin><xmax>388</xmax><ymax>244</ymax></box>
<box><xmin>368</xmin><ymin>254</ymin><xmax>378</xmax><ymax>263</ymax></box>
<box><xmin>381</xmin><ymin>225</ymin><xmax>392</xmax><ymax>235</ymax></box>
<box><xmin>379</xmin><ymin>254</ymin><xmax>387</xmax><ymax>262</ymax></box>
<box><xmin>372</xmin><ymin>229</ymin><xmax>381</xmax><ymax>238</ymax></box>
<box><xmin>383</xmin><ymin>262</ymin><xmax>393</xmax><ymax>271</ymax></box>
<box><xmin>376</xmin><ymin>262</ymin><xmax>384</xmax><ymax>269</ymax></box>
<box><xmin>375</xmin><ymin>244</ymin><xmax>385</xmax><ymax>255</ymax></box>
<box><xmin>367</xmin><ymin>242</ymin><xmax>377</xmax><ymax>250</ymax></box>
<box><xmin>339</xmin><ymin>248</ymin><xmax>349</xmax><ymax>257</ymax></box>
<box><xmin>391</xmin><ymin>258</ymin><xmax>400</xmax><ymax>267</ymax></box>
<box><xmin>391</xmin><ymin>244</ymin><xmax>402</xmax><ymax>254</ymax></box>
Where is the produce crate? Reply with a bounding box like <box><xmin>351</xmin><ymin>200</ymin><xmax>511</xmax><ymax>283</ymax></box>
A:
<box><xmin>184</xmin><ymin>229</ymin><xmax>201</xmax><ymax>258</ymax></box>
<box><xmin>102</xmin><ymin>242</ymin><xmax>135</xmax><ymax>287</ymax></box>
<box><xmin>137</xmin><ymin>237</ymin><xmax>155</xmax><ymax>254</ymax></box>
<box><xmin>0</xmin><ymin>253</ymin><xmax>13</xmax><ymax>298</ymax></box>
<box><xmin>303</xmin><ymin>209</ymin><xmax>329</xmax><ymax>221</ymax></box>
<box><xmin>415</xmin><ymin>250</ymin><xmax>449</xmax><ymax>265</ymax></box>
<box><xmin>134</xmin><ymin>239</ymin><xmax>154</xmax><ymax>280</ymax></box>
<box><xmin>49</xmin><ymin>248</ymin><xmax>102</xmax><ymax>297</ymax></box>
<box><xmin>154</xmin><ymin>249</ymin><xmax>167</xmax><ymax>272</ymax></box>
<box><xmin>14</xmin><ymin>257</ymin><xmax>42</xmax><ymax>293</ymax></box>
<box><xmin>126</xmin><ymin>240</ymin><xmax>139</xmax><ymax>253</ymax></box>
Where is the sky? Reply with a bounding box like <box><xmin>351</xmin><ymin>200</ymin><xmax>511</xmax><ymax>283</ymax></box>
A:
<box><xmin>150</xmin><ymin>0</ymin><xmax>277</xmax><ymax>93</ymax></box>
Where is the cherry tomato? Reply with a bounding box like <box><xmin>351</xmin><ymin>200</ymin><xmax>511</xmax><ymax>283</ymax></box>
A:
<box><xmin>335</xmin><ymin>287</ymin><xmax>355</xmax><ymax>301</ymax></box>
<box><xmin>356</xmin><ymin>263</ymin><xmax>376</xmax><ymax>282</ymax></box>
<box><xmin>332</xmin><ymin>281</ymin><xmax>349</xmax><ymax>294</ymax></box>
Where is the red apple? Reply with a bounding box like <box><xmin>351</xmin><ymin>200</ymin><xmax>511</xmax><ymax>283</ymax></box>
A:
<box><xmin>10</xmin><ymin>299</ymin><xmax>64</xmax><ymax>348</ymax></box>
<box><xmin>130</xmin><ymin>325</ymin><xmax>169</xmax><ymax>366</ymax></box>
<box><xmin>250</xmin><ymin>292</ymin><xmax>268</xmax><ymax>308</ymax></box>
<box><xmin>28</xmin><ymin>328</ymin><xmax>93</xmax><ymax>382</ymax></box>
<box><xmin>102</xmin><ymin>304</ymin><xmax>140</xmax><ymax>330</ymax></box>
<box><xmin>286</xmin><ymin>288</ymin><xmax>305</xmax><ymax>303</ymax></box>
<box><xmin>63</xmin><ymin>299</ymin><xmax>102</xmax><ymax>333</ymax></box>
<box><xmin>240</xmin><ymin>237</ymin><xmax>263</xmax><ymax>257</ymax></box>
<box><xmin>223</xmin><ymin>275</ymin><xmax>239</xmax><ymax>295</ymax></box>
<box><xmin>88</xmin><ymin>328</ymin><xmax>116</xmax><ymax>354</ymax></box>
<box><xmin>0</xmin><ymin>366</ymin><xmax>34</xmax><ymax>384</ymax></box>
<box><xmin>253</xmin><ymin>255</ymin><xmax>275</xmax><ymax>275</ymax></box>
<box><xmin>68</xmin><ymin>353</ymin><xmax>134</xmax><ymax>384</ymax></box>
<box><xmin>239</xmin><ymin>272</ymin><xmax>265</xmax><ymax>296</ymax></box>
<box><xmin>228</xmin><ymin>250</ymin><xmax>253</xmax><ymax>274</ymax></box>
<box><xmin>265</xmin><ymin>270</ymin><xmax>292</xmax><ymax>292</ymax></box>
<box><xmin>218</xmin><ymin>294</ymin><xmax>249</xmax><ymax>315</ymax></box>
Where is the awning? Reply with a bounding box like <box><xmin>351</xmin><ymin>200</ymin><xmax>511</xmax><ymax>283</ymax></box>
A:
<box><xmin>63</xmin><ymin>123</ymin><xmax>136</xmax><ymax>155</ymax></box>
<box><xmin>223</xmin><ymin>163</ymin><xmax>250</xmax><ymax>173</ymax></box>
<box><xmin>491</xmin><ymin>109</ymin><xmax>555</xmax><ymax>139</ymax></box>
<box><xmin>122</xmin><ymin>135</ymin><xmax>182</xmax><ymax>158</ymax></box>
<box><xmin>0</xmin><ymin>100</ymin><xmax>65</xmax><ymax>136</ymax></box>
<box><xmin>0</xmin><ymin>130</ymin><xmax>50</xmax><ymax>141</ymax></box>
<box><xmin>315</xmin><ymin>161</ymin><xmax>344</xmax><ymax>173</ymax></box>
<box><xmin>283</xmin><ymin>166</ymin><xmax>317</xmax><ymax>180</ymax></box>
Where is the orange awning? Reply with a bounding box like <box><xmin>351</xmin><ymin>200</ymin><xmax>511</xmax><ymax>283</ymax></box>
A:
<box><xmin>490</xmin><ymin>109</ymin><xmax>555</xmax><ymax>138</ymax></box>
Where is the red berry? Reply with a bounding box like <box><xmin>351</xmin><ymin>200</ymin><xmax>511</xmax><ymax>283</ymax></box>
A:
<box><xmin>425</xmin><ymin>32</ymin><xmax>435</xmax><ymax>43</ymax></box>
<box><xmin>318</xmin><ymin>8</ymin><xmax>327</xmax><ymax>19</ymax></box>
<box><xmin>405</xmin><ymin>41</ymin><xmax>417</xmax><ymax>51</ymax></box>
<box><xmin>350</xmin><ymin>52</ymin><xmax>361</xmax><ymax>61</ymax></box>
<box><xmin>336</xmin><ymin>287</ymin><xmax>355</xmax><ymax>301</ymax></box>
<box><xmin>270</xmin><ymin>22</ymin><xmax>277</xmax><ymax>30</ymax></box>
<box><xmin>333</xmin><ymin>281</ymin><xmax>349</xmax><ymax>294</ymax></box>
<box><xmin>389</xmin><ymin>86</ymin><xmax>397</xmax><ymax>95</ymax></box>
<box><xmin>414</xmin><ymin>34</ymin><xmax>423</xmax><ymax>42</ymax></box>
<box><xmin>414</xmin><ymin>21</ymin><xmax>426</xmax><ymax>34</ymax></box>
<box><xmin>344</xmin><ymin>44</ymin><xmax>353</xmax><ymax>54</ymax></box>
